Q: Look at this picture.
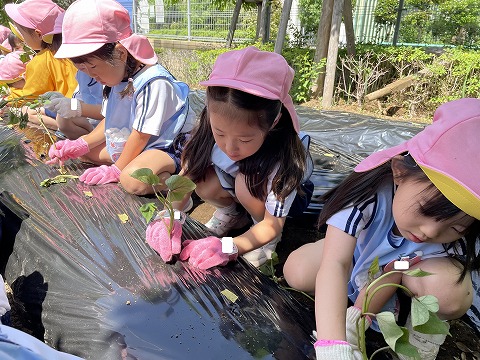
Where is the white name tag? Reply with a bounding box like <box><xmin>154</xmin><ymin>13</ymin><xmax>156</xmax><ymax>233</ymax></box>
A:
<box><xmin>394</xmin><ymin>260</ymin><xmax>410</xmax><ymax>270</ymax></box>
<box><xmin>221</xmin><ymin>237</ymin><xmax>234</xmax><ymax>254</ymax></box>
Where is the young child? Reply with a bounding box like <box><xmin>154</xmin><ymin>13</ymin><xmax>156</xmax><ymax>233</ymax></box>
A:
<box><xmin>146</xmin><ymin>47</ymin><xmax>313</xmax><ymax>268</ymax></box>
<box><xmin>283</xmin><ymin>98</ymin><xmax>480</xmax><ymax>359</ymax></box>
<box><xmin>42</xmin><ymin>69</ymin><xmax>104</xmax><ymax>139</ymax></box>
<box><xmin>46</xmin><ymin>0</ymin><xmax>195</xmax><ymax>195</ymax></box>
<box><xmin>4</xmin><ymin>0</ymin><xmax>78</xmax><ymax>130</ymax></box>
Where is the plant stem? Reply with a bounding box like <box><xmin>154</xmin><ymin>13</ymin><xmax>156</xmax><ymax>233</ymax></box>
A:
<box><xmin>369</xmin><ymin>346</ymin><xmax>391</xmax><ymax>359</ymax></box>
<box><xmin>281</xmin><ymin>286</ymin><xmax>315</xmax><ymax>302</ymax></box>
<box><xmin>35</xmin><ymin>108</ymin><xmax>66</xmax><ymax>174</ymax></box>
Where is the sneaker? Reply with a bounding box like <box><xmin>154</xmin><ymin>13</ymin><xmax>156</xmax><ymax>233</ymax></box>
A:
<box><xmin>205</xmin><ymin>209</ymin><xmax>251</xmax><ymax>237</ymax></box>
<box><xmin>242</xmin><ymin>235</ymin><xmax>281</xmax><ymax>267</ymax></box>
<box><xmin>396</xmin><ymin>313</ymin><xmax>449</xmax><ymax>360</ymax></box>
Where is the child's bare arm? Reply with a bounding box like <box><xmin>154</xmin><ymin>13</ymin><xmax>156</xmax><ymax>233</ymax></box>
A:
<box><xmin>315</xmin><ymin>225</ymin><xmax>356</xmax><ymax>341</ymax></box>
<box><xmin>114</xmin><ymin>129</ymin><xmax>151</xmax><ymax>169</ymax></box>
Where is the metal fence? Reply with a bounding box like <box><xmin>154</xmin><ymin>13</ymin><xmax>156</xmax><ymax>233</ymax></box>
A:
<box><xmin>131</xmin><ymin>0</ymin><xmax>258</xmax><ymax>43</ymax></box>
<box><xmin>128</xmin><ymin>0</ymin><xmax>478</xmax><ymax>47</ymax></box>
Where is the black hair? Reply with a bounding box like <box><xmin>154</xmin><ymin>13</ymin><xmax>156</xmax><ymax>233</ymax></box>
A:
<box><xmin>181</xmin><ymin>86</ymin><xmax>307</xmax><ymax>201</ymax></box>
<box><xmin>70</xmin><ymin>42</ymin><xmax>139</xmax><ymax>99</ymax></box>
<box><xmin>317</xmin><ymin>153</ymin><xmax>480</xmax><ymax>282</ymax></box>
<box><xmin>7</xmin><ymin>32</ymin><xmax>22</xmax><ymax>51</ymax></box>
<box><xmin>14</xmin><ymin>23</ymin><xmax>62</xmax><ymax>52</ymax></box>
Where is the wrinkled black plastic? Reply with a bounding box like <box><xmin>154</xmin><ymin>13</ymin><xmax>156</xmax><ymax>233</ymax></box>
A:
<box><xmin>0</xmin><ymin>125</ymin><xmax>316</xmax><ymax>359</ymax></box>
<box><xmin>0</xmin><ymin>92</ymin><xmax>478</xmax><ymax>360</ymax></box>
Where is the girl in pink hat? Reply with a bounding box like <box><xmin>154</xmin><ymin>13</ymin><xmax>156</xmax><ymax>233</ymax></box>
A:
<box><xmin>47</xmin><ymin>0</ymin><xmax>195</xmax><ymax>195</ymax></box>
<box><xmin>4</xmin><ymin>0</ymin><xmax>78</xmax><ymax>130</ymax></box>
<box><xmin>145</xmin><ymin>47</ymin><xmax>313</xmax><ymax>268</ymax></box>
<box><xmin>283</xmin><ymin>98</ymin><xmax>480</xmax><ymax>359</ymax></box>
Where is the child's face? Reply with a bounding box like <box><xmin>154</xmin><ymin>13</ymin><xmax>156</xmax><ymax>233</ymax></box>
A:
<box><xmin>392</xmin><ymin>176</ymin><xmax>475</xmax><ymax>245</ymax></box>
<box><xmin>74</xmin><ymin>56</ymin><xmax>125</xmax><ymax>87</ymax></box>
<box><xmin>209</xmin><ymin>105</ymin><xmax>268</xmax><ymax>162</ymax></box>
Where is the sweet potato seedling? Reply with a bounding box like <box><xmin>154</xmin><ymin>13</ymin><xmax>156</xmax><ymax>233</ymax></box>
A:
<box><xmin>130</xmin><ymin>168</ymin><xmax>196</xmax><ymax>237</ymax></box>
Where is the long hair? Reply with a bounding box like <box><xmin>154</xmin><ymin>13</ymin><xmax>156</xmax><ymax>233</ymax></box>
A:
<box><xmin>70</xmin><ymin>42</ymin><xmax>139</xmax><ymax>99</ymax></box>
<box><xmin>317</xmin><ymin>153</ymin><xmax>480</xmax><ymax>282</ymax></box>
<box><xmin>182</xmin><ymin>86</ymin><xmax>307</xmax><ymax>201</ymax></box>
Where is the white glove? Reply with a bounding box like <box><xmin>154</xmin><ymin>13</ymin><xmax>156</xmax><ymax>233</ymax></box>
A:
<box><xmin>315</xmin><ymin>340</ymin><xmax>354</xmax><ymax>360</ymax></box>
<box><xmin>43</xmin><ymin>96</ymin><xmax>82</xmax><ymax>118</ymax></box>
<box><xmin>346</xmin><ymin>306</ymin><xmax>371</xmax><ymax>360</ymax></box>
<box><xmin>41</xmin><ymin>91</ymin><xmax>65</xmax><ymax>101</ymax></box>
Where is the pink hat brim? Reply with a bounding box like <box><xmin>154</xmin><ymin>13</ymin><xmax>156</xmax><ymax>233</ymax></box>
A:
<box><xmin>55</xmin><ymin>42</ymin><xmax>105</xmax><ymax>59</ymax></box>
<box><xmin>119</xmin><ymin>35</ymin><xmax>158</xmax><ymax>65</ymax></box>
<box><xmin>0</xmin><ymin>44</ymin><xmax>11</xmax><ymax>53</ymax></box>
<box><xmin>354</xmin><ymin>141</ymin><xmax>409</xmax><ymax>172</ymax></box>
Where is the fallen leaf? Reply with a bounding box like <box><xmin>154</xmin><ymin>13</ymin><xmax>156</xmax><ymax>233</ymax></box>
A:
<box><xmin>221</xmin><ymin>289</ymin><xmax>238</xmax><ymax>303</ymax></box>
<box><xmin>118</xmin><ymin>214</ymin><xmax>129</xmax><ymax>223</ymax></box>
<box><xmin>83</xmin><ymin>191</ymin><xmax>93</xmax><ymax>198</ymax></box>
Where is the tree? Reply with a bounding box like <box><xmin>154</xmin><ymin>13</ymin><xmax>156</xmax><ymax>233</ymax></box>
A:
<box><xmin>431</xmin><ymin>0</ymin><xmax>480</xmax><ymax>46</ymax></box>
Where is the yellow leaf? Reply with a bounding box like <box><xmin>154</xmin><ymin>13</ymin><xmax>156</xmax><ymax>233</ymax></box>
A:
<box><xmin>118</xmin><ymin>214</ymin><xmax>129</xmax><ymax>223</ymax></box>
<box><xmin>221</xmin><ymin>289</ymin><xmax>238</xmax><ymax>303</ymax></box>
<box><xmin>83</xmin><ymin>191</ymin><xmax>93</xmax><ymax>198</ymax></box>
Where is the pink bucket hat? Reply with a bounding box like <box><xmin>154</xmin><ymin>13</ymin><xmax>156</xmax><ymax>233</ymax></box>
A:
<box><xmin>0</xmin><ymin>25</ymin><xmax>11</xmax><ymax>43</ymax></box>
<box><xmin>5</xmin><ymin>0</ymin><xmax>64</xmax><ymax>36</ymax></box>
<box><xmin>355</xmin><ymin>98</ymin><xmax>480</xmax><ymax>220</ymax></box>
<box><xmin>200</xmin><ymin>46</ymin><xmax>300</xmax><ymax>133</ymax></box>
<box><xmin>0</xmin><ymin>39</ymin><xmax>12</xmax><ymax>54</ymax></box>
<box><xmin>0</xmin><ymin>51</ymin><xmax>27</xmax><ymax>84</ymax></box>
<box><xmin>55</xmin><ymin>0</ymin><xmax>158</xmax><ymax>65</ymax></box>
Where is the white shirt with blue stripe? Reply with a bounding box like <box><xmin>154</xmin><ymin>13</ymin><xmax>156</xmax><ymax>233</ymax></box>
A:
<box><xmin>326</xmin><ymin>180</ymin><xmax>450</xmax><ymax>304</ymax></box>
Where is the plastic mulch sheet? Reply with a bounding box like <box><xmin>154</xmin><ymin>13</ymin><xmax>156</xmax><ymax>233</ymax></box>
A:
<box><xmin>0</xmin><ymin>125</ymin><xmax>316</xmax><ymax>359</ymax></box>
<box><xmin>0</xmin><ymin>91</ymin><xmax>478</xmax><ymax>359</ymax></box>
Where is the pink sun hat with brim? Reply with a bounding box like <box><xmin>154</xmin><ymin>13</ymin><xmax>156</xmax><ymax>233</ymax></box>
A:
<box><xmin>0</xmin><ymin>25</ymin><xmax>11</xmax><ymax>43</ymax></box>
<box><xmin>0</xmin><ymin>51</ymin><xmax>27</xmax><ymax>84</ymax></box>
<box><xmin>55</xmin><ymin>0</ymin><xmax>157</xmax><ymax>65</ymax></box>
<box><xmin>5</xmin><ymin>0</ymin><xmax>64</xmax><ymax>36</ymax></box>
<box><xmin>200</xmin><ymin>46</ymin><xmax>300</xmax><ymax>133</ymax></box>
<box><xmin>0</xmin><ymin>38</ymin><xmax>12</xmax><ymax>53</ymax></box>
<box><xmin>355</xmin><ymin>98</ymin><xmax>480</xmax><ymax>220</ymax></box>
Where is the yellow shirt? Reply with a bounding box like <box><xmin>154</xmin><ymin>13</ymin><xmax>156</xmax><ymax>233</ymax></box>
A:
<box><xmin>8</xmin><ymin>49</ymin><xmax>78</xmax><ymax>102</ymax></box>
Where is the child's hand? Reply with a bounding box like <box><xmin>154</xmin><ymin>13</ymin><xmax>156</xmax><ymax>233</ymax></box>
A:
<box><xmin>146</xmin><ymin>215</ymin><xmax>183</xmax><ymax>262</ymax></box>
<box><xmin>47</xmin><ymin>138</ymin><xmax>90</xmax><ymax>166</ymax></box>
<box><xmin>79</xmin><ymin>165</ymin><xmax>121</xmax><ymax>185</ymax></box>
<box><xmin>179</xmin><ymin>236</ymin><xmax>238</xmax><ymax>270</ymax></box>
<box><xmin>44</xmin><ymin>96</ymin><xmax>82</xmax><ymax>119</ymax></box>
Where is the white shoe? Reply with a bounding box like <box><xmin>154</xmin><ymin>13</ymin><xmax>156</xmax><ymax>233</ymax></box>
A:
<box><xmin>242</xmin><ymin>235</ymin><xmax>281</xmax><ymax>267</ymax></box>
<box><xmin>396</xmin><ymin>314</ymin><xmax>449</xmax><ymax>360</ymax></box>
<box><xmin>205</xmin><ymin>209</ymin><xmax>251</xmax><ymax>237</ymax></box>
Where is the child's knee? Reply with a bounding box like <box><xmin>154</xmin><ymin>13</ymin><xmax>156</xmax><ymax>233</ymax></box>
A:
<box><xmin>283</xmin><ymin>249</ymin><xmax>314</xmax><ymax>292</ymax></box>
<box><xmin>119</xmin><ymin>173</ymin><xmax>151</xmax><ymax>195</ymax></box>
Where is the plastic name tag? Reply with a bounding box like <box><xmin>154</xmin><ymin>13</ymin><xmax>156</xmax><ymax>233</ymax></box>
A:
<box><xmin>221</xmin><ymin>237</ymin><xmax>234</xmax><ymax>254</ymax></box>
<box><xmin>174</xmin><ymin>210</ymin><xmax>181</xmax><ymax>220</ymax></box>
<box><xmin>394</xmin><ymin>260</ymin><xmax>409</xmax><ymax>270</ymax></box>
